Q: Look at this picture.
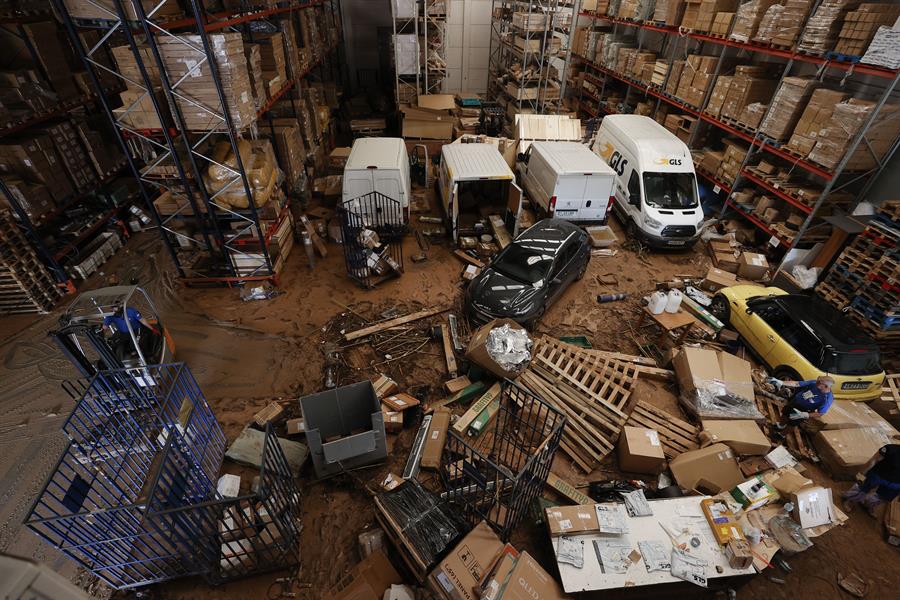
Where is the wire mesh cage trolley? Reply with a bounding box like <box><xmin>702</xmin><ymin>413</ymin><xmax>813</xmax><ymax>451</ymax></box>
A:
<box><xmin>25</xmin><ymin>363</ymin><xmax>301</xmax><ymax>589</ymax></box>
<box><xmin>339</xmin><ymin>191</ymin><xmax>406</xmax><ymax>288</ymax></box>
<box><xmin>439</xmin><ymin>379</ymin><xmax>565</xmax><ymax>541</ymax></box>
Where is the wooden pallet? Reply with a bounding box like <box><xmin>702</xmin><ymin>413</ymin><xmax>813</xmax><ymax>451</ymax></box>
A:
<box><xmin>753</xmin><ymin>392</ymin><xmax>817</xmax><ymax>461</ymax></box>
<box><xmin>0</xmin><ymin>210</ymin><xmax>62</xmax><ymax>314</ymax></box>
<box><xmin>625</xmin><ymin>400</ymin><xmax>699</xmax><ymax>459</ymax></box>
<box><xmin>882</xmin><ymin>374</ymin><xmax>900</xmax><ymax>412</ymax></box>
<box><xmin>517</xmin><ymin>338</ymin><xmax>640</xmax><ymax>472</ymax></box>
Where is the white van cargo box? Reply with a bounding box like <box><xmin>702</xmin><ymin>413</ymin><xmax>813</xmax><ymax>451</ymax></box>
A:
<box><xmin>342</xmin><ymin>138</ymin><xmax>411</xmax><ymax>222</ymax></box>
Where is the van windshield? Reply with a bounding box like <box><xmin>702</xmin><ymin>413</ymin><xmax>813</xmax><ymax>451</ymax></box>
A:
<box><xmin>642</xmin><ymin>172</ymin><xmax>698</xmax><ymax>209</ymax></box>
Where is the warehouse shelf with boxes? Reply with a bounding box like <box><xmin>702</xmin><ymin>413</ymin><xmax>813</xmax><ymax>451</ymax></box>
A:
<box><xmin>53</xmin><ymin>0</ymin><xmax>344</xmax><ymax>287</ymax></box>
<box><xmin>488</xmin><ymin>0</ymin><xmax>580</xmax><ymax>135</ymax></box>
<box><xmin>0</xmin><ymin>13</ymin><xmax>140</xmax><ymax>301</ymax></box>
<box><xmin>391</xmin><ymin>0</ymin><xmax>448</xmax><ymax>107</ymax></box>
<box><xmin>570</xmin><ymin>0</ymin><xmax>899</xmax><ymax>270</ymax></box>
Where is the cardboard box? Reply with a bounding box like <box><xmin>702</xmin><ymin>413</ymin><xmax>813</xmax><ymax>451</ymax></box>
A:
<box><xmin>465</xmin><ymin>319</ymin><xmax>531</xmax><ymax>380</ymax></box>
<box><xmin>702</xmin><ymin>267</ymin><xmax>738</xmax><ymax>292</ymax></box>
<box><xmin>673</xmin><ymin>346</ymin><xmax>755</xmax><ymax>412</ymax></box>
<box><xmin>498</xmin><ymin>552</ymin><xmax>567</xmax><ymax>600</ymax></box>
<box><xmin>791</xmin><ymin>486</ymin><xmax>835</xmax><ymax>529</ymax></box>
<box><xmin>819</xmin><ymin>400</ymin><xmax>899</xmax><ymax>435</ymax></box>
<box><xmin>323</xmin><ymin>549</ymin><xmax>402</xmax><ymax>600</ymax></box>
<box><xmin>814</xmin><ymin>428</ymin><xmax>894</xmax><ymax>480</ymax></box>
<box><xmin>701</xmin><ymin>420</ymin><xmax>771</xmax><ymax>455</ymax></box>
<box><xmin>421</xmin><ymin>408</ymin><xmax>451</xmax><ymax>469</ymax></box>
<box><xmin>725</xmin><ymin>539</ymin><xmax>753</xmax><ymax>569</ymax></box>
<box><xmin>430</xmin><ymin>521</ymin><xmax>504</xmax><ymax>600</ymax></box>
<box><xmin>714</xmin><ymin>251</ymin><xmax>741</xmax><ymax>273</ymax></box>
<box><xmin>669</xmin><ymin>443</ymin><xmax>743</xmax><ymax>493</ymax></box>
<box><xmin>701</xmin><ymin>497</ymin><xmax>744</xmax><ymax>544</ymax></box>
<box><xmin>766</xmin><ymin>467</ymin><xmax>813</xmax><ymax>496</ymax></box>
<box><xmin>545</xmin><ymin>504</ymin><xmax>600</xmax><ymax>536</ymax></box>
<box><xmin>618</xmin><ymin>426</ymin><xmax>666</xmax><ymax>474</ymax></box>
<box><xmin>737</xmin><ymin>252</ymin><xmax>769</xmax><ymax>280</ymax></box>
<box><xmin>730</xmin><ymin>475</ymin><xmax>778</xmax><ymax>510</ymax></box>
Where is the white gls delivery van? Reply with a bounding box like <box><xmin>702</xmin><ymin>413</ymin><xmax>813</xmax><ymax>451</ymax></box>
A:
<box><xmin>591</xmin><ymin>115</ymin><xmax>703</xmax><ymax>248</ymax></box>
<box><xmin>439</xmin><ymin>143</ymin><xmax>523</xmax><ymax>243</ymax></box>
<box><xmin>520</xmin><ymin>141</ymin><xmax>616</xmax><ymax>222</ymax></box>
<box><xmin>342</xmin><ymin>137</ymin><xmax>411</xmax><ymax>223</ymax></box>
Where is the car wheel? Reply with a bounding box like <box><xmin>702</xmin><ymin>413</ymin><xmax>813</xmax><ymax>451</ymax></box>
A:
<box><xmin>709</xmin><ymin>294</ymin><xmax>731</xmax><ymax>324</ymax></box>
<box><xmin>774</xmin><ymin>367</ymin><xmax>802</xmax><ymax>383</ymax></box>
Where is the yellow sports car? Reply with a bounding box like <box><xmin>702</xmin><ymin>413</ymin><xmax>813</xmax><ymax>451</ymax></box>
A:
<box><xmin>708</xmin><ymin>285</ymin><xmax>885</xmax><ymax>401</ymax></box>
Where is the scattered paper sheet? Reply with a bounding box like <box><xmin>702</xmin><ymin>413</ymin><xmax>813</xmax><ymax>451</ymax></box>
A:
<box><xmin>592</xmin><ymin>540</ymin><xmax>633</xmax><ymax>574</ymax></box>
<box><xmin>595</xmin><ymin>504</ymin><xmax>629</xmax><ymax>534</ymax></box>
<box><xmin>557</xmin><ymin>536</ymin><xmax>584</xmax><ymax>569</ymax></box>
<box><xmin>638</xmin><ymin>540</ymin><xmax>671</xmax><ymax>572</ymax></box>
<box><xmin>671</xmin><ymin>548</ymin><xmax>708</xmax><ymax>588</ymax></box>
<box><xmin>620</xmin><ymin>489</ymin><xmax>653</xmax><ymax>517</ymax></box>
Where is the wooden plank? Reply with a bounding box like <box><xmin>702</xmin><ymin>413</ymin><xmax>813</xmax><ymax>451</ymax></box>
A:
<box><xmin>488</xmin><ymin>214</ymin><xmax>512</xmax><ymax>249</ymax></box>
<box><xmin>631</xmin><ymin>400</ymin><xmax>697</xmax><ymax>440</ymax></box>
<box><xmin>542</xmin><ymin>337</ymin><xmax>659</xmax><ymax>367</ymax></box>
<box><xmin>344</xmin><ymin>307</ymin><xmax>447</xmax><ymax>341</ymax></box>
<box><xmin>453</xmin><ymin>382</ymin><xmax>502</xmax><ymax>434</ymax></box>
<box><xmin>454</xmin><ymin>249</ymin><xmax>485</xmax><ymax>268</ymax></box>
<box><xmin>545</xmin><ymin>471</ymin><xmax>594</xmax><ymax>505</ymax></box>
<box><xmin>440</xmin><ymin>323</ymin><xmax>458</xmax><ymax>378</ymax></box>
<box><xmin>444</xmin><ymin>375</ymin><xmax>471</xmax><ymax>394</ymax></box>
<box><xmin>298</xmin><ymin>214</ymin><xmax>327</xmax><ymax>257</ymax></box>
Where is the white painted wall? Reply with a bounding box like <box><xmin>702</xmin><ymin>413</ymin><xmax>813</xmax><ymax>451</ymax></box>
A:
<box><xmin>445</xmin><ymin>0</ymin><xmax>493</xmax><ymax>94</ymax></box>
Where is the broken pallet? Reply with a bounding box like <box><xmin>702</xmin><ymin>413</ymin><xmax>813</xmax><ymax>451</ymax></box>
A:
<box><xmin>754</xmin><ymin>393</ymin><xmax>817</xmax><ymax>461</ymax></box>
<box><xmin>625</xmin><ymin>400</ymin><xmax>699</xmax><ymax>459</ymax></box>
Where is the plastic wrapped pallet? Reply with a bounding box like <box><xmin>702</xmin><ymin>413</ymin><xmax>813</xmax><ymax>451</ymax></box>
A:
<box><xmin>243</xmin><ymin>44</ymin><xmax>266</xmax><ymax>111</ymax></box>
<box><xmin>619</xmin><ymin>0</ymin><xmax>657</xmax><ymax>21</ymax></box>
<box><xmin>759</xmin><ymin>76</ymin><xmax>820</xmax><ymax>141</ymax></box>
<box><xmin>751</xmin><ymin>3</ymin><xmax>785</xmax><ymax>45</ymax></box>
<box><xmin>719</xmin><ymin>66</ymin><xmax>776</xmax><ymax>121</ymax></box>
<box><xmin>157</xmin><ymin>33</ymin><xmax>256</xmax><ymax>131</ymax></box>
<box><xmin>738</xmin><ymin>102</ymin><xmax>768</xmax><ymax>129</ymax></box>
<box><xmin>768</xmin><ymin>0</ymin><xmax>815</xmax><ymax>48</ymax></box>
<box><xmin>861</xmin><ymin>26</ymin><xmax>900</xmax><ymax>69</ymax></box>
<box><xmin>693</xmin><ymin>0</ymin><xmax>738</xmax><ymax>33</ymax></box>
<box><xmin>653</xmin><ymin>0</ymin><xmax>686</xmax><ymax>26</ymax></box>
<box><xmin>835</xmin><ymin>3</ymin><xmax>900</xmax><ymax>56</ymax></box>
<box><xmin>680</xmin><ymin>0</ymin><xmax>703</xmax><ymax>29</ymax></box>
<box><xmin>808</xmin><ymin>99</ymin><xmax>900</xmax><ymax>170</ymax></box>
<box><xmin>797</xmin><ymin>0</ymin><xmax>858</xmax><ymax>55</ymax></box>
<box><xmin>729</xmin><ymin>0</ymin><xmax>780</xmax><ymax>43</ymax></box>
<box><xmin>205</xmin><ymin>139</ymin><xmax>280</xmax><ymax>208</ymax></box>
<box><xmin>786</xmin><ymin>88</ymin><xmax>849</xmax><ymax>157</ymax></box>
<box><xmin>62</xmin><ymin>0</ymin><xmax>181</xmax><ymax>21</ymax></box>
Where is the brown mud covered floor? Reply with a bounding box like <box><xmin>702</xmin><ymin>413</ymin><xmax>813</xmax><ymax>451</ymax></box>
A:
<box><xmin>1</xmin><ymin>215</ymin><xmax>898</xmax><ymax>599</ymax></box>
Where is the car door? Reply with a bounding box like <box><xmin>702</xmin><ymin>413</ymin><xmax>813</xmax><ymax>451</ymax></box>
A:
<box><xmin>547</xmin><ymin>239</ymin><xmax>579</xmax><ymax>304</ymax></box>
<box><xmin>743</xmin><ymin>300</ymin><xmax>791</xmax><ymax>365</ymax></box>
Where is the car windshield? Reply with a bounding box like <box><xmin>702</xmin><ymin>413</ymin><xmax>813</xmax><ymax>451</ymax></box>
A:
<box><xmin>642</xmin><ymin>172</ymin><xmax>699</xmax><ymax>209</ymax></box>
<box><xmin>820</xmin><ymin>349</ymin><xmax>882</xmax><ymax>376</ymax></box>
<box><xmin>492</xmin><ymin>243</ymin><xmax>555</xmax><ymax>284</ymax></box>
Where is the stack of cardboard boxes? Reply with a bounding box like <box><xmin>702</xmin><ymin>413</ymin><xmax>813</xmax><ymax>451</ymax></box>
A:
<box><xmin>716</xmin><ymin>139</ymin><xmax>749</xmax><ymax>185</ymax></box>
<box><xmin>705</xmin><ymin>75</ymin><xmax>732</xmax><ymax>117</ymax></box>
<box><xmin>754</xmin><ymin>0</ymin><xmax>814</xmax><ymax>47</ymax></box>
<box><xmin>813</xmin><ymin>401</ymin><xmax>900</xmax><ymax>480</ymax></box>
<box><xmin>729</xmin><ymin>0</ymin><xmax>780</xmax><ymax>43</ymax></box>
<box><xmin>797</xmin><ymin>0</ymin><xmax>858</xmax><ymax>54</ymax></box>
<box><xmin>719</xmin><ymin>66</ymin><xmax>776</xmax><ymax>124</ymax></box>
<box><xmin>675</xmin><ymin>54</ymin><xmax>719</xmax><ymax>107</ymax></box>
<box><xmin>835</xmin><ymin>3</ymin><xmax>900</xmax><ymax>56</ymax></box>
<box><xmin>619</xmin><ymin>0</ymin><xmax>657</xmax><ymax>21</ymax></box>
<box><xmin>111</xmin><ymin>45</ymin><xmax>168</xmax><ymax>130</ymax></box>
<box><xmin>37</xmin><ymin>122</ymin><xmax>98</xmax><ymax>193</ymax></box>
<box><xmin>679</xmin><ymin>0</ymin><xmax>703</xmax><ymax>29</ymax></box>
<box><xmin>0</xmin><ymin>71</ymin><xmax>60</xmax><ymax>125</ymax></box>
<box><xmin>709</xmin><ymin>11</ymin><xmax>736</xmax><ymax>36</ymax></box>
<box><xmin>243</xmin><ymin>44</ymin><xmax>267</xmax><ymax>112</ymax></box>
<box><xmin>759</xmin><ymin>77</ymin><xmax>820</xmax><ymax>142</ymax></box>
<box><xmin>692</xmin><ymin>0</ymin><xmax>739</xmax><ymax>32</ymax></box>
<box><xmin>653</xmin><ymin>0</ymin><xmax>687</xmax><ymax>26</ymax></box>
<box><xmin>785</xmin><ymin>88</ymin><xmax>849</xmax><ymax>157</ymax></box>
<box><xmin>256</xmin><ymin>33</ymin><xmax>287</xmax><ymax>99</ymax></box>
<box><xmin>157</xmin><ymin>33</ymin><xmax>256</xmax><ymax>131</ymax></box>
<box><xmin>0</xmin><ymin>136</ymin><xmax>74</xmax><ymax>208</ymax></box>
<box><xmin>808</xmin><ymin>99</ymin><xmax>900</xmax><ymax>170</ymax></box>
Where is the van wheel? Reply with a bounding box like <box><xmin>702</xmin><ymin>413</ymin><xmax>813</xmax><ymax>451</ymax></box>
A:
<box><xmin>626</xmin><ymin>219</ymin><xmax>639</xmax><ymax>240</ymax></box>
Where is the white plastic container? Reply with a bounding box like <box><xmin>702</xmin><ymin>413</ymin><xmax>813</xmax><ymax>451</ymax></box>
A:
<box><xmin>648</xmin><ymin>291</ymin><xmax>667</xmax><ymax>315</ymax></box>
<box><xmin>665</xmin><ymin>289</ymin><xmax>683</xmax><ymax>313</ymax></box>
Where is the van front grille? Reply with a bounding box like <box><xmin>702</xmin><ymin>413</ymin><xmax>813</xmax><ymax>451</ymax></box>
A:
<box><xmin>661</xmin><ymin>225</ymin><xmax>696</xmax><ymax>237</ymax></box>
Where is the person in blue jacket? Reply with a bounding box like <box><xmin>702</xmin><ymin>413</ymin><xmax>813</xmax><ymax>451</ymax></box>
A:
<box><xmin>769</xmin><ymin>375</ymin><xmax>834</xmax><ymax>430</ymax></box>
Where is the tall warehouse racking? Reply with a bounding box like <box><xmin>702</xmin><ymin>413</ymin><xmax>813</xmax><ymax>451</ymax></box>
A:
<box><xmin>391</xmin><ymin>0</ymin><xmax>448</xmax><ymax>106</ymax></box>
<box><xmin>488</xmin><ymin>0</ymin><xmax>581</xmax><ymax>135</ymax></box>
<box><xmin>52</xmin><ymin>0</ymin><xmax>344</xmax><ymax>287</ymax></box>
<box><xmin>25</xmin><ymin>363</ymin><xmax>302</xmax><ymax>589</ymax></box>
<box><xmin>0</xmin><ymin>10</ymin><xmax>133</xmax><ymax>292</ymax></box>
<box><xmin>569</xmin><ymin>2</ymin><xmax>899</xmax><ymax>275</ymax></box>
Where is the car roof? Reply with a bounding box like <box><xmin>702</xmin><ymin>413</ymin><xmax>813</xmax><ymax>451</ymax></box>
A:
<box><xmin>515</xmin><ymin>219</ymin><xmax>583</xmax><ymax>250</ymax></box>
<box><xmin>774</xmin><ymin>295</ymin><xmax>878</xmax><ymax>350</ymax></box>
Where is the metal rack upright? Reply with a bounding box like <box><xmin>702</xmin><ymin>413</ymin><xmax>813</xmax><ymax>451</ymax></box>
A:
<box><xmin>52</xmin><ymin>0</ymin><xmax>344</xmax><ymax>287</ymax></box>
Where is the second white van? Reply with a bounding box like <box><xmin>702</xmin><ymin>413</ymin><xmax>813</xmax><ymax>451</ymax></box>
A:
<box><xmin>591</xmin><ymin>115</ymin><xmax>703</xmax><ymax>248</ymax></box>
<box><xmin>342</xmin><ymin>137</ymin><xmax>411</xmax><ymax>222</ymax></box>
<box><xmin>519</xmin><ymin>141</ymin><xmax>616</xmax><ymax>222</ymax></box>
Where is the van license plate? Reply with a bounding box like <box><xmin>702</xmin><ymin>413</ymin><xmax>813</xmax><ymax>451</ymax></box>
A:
<box><xmin>555</xmin><ymin>210</ymin><xmax>576</xmax><ymax>216</ymax></box>
<box><xmin>667</xmin><ymin>240</ymin><xmax>685</xmax><ymax>246</ymax></box>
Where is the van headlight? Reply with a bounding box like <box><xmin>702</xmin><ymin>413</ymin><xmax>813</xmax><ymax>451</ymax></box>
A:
<box><xmin>643</xmin><ymin>215</ymin><xmax>663</xmax><ymax>229</ymax></box>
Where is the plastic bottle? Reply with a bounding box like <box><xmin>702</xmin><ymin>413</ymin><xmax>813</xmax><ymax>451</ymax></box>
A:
<box><xmin>665</xmin><ymin>289</ymin><xmax>683</xmax><ymax>313</ymax></box>
<box><xmin>648</xmin><ymin>291</ymin><xmax>667</xmax><ymax>314</ymax></box>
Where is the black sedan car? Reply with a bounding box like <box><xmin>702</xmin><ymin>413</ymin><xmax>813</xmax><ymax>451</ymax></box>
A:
<box><xmin>465</xmin><ymin>219</ymin><xmax>591</xmax><ymax>327</ymax></box>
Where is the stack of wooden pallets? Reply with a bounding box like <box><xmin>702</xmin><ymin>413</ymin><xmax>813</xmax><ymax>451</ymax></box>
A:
<box><xmin>0</xmin><ymin>209</ymin><xmax>62</xmax><ymax>314</ymax></box>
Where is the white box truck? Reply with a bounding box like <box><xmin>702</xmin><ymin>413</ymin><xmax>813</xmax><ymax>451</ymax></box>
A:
<box><xmin>591</xmin><ymin>115</ymin><xmax>703</xmax><ymax>248</ymax></box>
<box><xmin>519</xmin><ymin>141</ymin><xmax>616</xmax><ymax>222</ymax></box>
<box><xmin>438</xmin><ymin>143</ymin><xmax>523</xmax><ymax>243</ymax></box>
<box><xmin>342</xmin><ymin>138</ymin><xmax>411</xmax><ymax>223</ymax></box>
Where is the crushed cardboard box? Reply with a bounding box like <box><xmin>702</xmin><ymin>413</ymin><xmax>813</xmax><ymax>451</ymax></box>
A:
<box><xmin>669</xmin><ymin>443</ymin><xmax>744</xmax><ymax>494</ymax></box>
<box><xmin>700</xmin><ymin>420</ymin><xmax>771</xmax><ymax>455</ymax></box>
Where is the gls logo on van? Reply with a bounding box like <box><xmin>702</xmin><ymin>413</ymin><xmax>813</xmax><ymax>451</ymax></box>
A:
<box><xmin>597</xmin><ymin>142</ymin><xmax>627</xmax><ymax>176</ymax></box>
<box><xmin>655</xmin><ymin>157</ymin><xmax>683</xmax><ymax>166</ymax></box>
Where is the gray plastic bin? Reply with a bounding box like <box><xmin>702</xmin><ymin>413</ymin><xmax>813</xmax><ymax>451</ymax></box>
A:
<box><xmin>299</xmin><ymin>381</ymin><xmax>387</xmax><ymax>478</ymax></box>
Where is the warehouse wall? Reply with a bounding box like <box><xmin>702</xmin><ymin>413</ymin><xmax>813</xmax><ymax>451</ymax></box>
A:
<box><xmin>865</xmin><ymin>151</ymin><xmax>900</xmax><ymax>207</ymax></box>
<box><xmin>445</xmin><ymin>0</ymin><xmax>493</xmax><ymax>94</ymax></box>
